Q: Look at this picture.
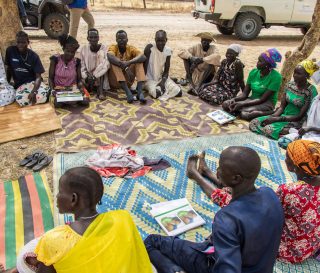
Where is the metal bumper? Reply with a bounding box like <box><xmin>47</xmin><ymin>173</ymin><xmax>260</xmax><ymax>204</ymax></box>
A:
<box><xmin>191</xmin><ymin>10</ymin><xmax>221</xmax><ymax>22</ymax></box>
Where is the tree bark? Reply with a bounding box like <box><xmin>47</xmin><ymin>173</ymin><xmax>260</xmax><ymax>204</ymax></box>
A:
<box><xmin>0</xmin><ymin>0</ymin><xmax>22</xmax><ymax>58</ymax></box>
<box><xmin>279</xmin><ymin>0</ymin><xmax>320</xmax><ymax>99</ymax></box>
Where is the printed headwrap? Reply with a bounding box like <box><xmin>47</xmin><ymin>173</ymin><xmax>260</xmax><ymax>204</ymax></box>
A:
<box><xmin>195</xmin><ymin>32</ymin><xmax>216</xmax><ymax>42</ymax></box>
<box><xmin>299</xmin><ymin>60</ymin><xmax>319</xmax><ymax>76</ymax></box>
<box><xmin>261</xmin><ymin>48</ymin><xmax>282</xmax><ymax>69</ymax></box>
<box><xmin>228</xmin><ymin>44</ymin><xmax>242</xmax><ymax>54</ymax></box>
<box><xmin>287</xmin><ymin>140</ymin><xmax>320</xmax><ymax>176</ymax></box>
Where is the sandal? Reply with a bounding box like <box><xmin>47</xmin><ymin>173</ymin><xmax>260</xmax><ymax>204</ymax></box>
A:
<box><xmin>25</xmin><ymin>153</ymin><xmax>46</xmax><ymax>168</ymax></box>
<box><xmin>19</xmin><ymin>150</ymin><xmax>42</xmax><ymax>166</ymax></box>
<box><xmin>178</xmin><ymin>79</ymin><xmax>189</xmax><ymax>86</ymax></box>
<box><xmin>33</xmin><ymin>156</ymin><xmax>53</xmax><ymax>172</ymax></box>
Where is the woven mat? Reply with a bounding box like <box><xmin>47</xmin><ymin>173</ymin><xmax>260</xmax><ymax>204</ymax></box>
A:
<box><xmin>0</xmin><ymin>172</ymin><xmax>54</xmax><ymax>269</ymax></box>
<box><xmin>53</xmin><ymin>133</ymin><xmax>319</xmax><ymax>272</ymax></box>
<box><xmin>0</xmin><ymin>103</ymin><xmax>61</xmax><ymax>144</ymax></box>
<box><xmin>54</xmin><ymin>91</ymin><xmax>248</xmax><ymax>151</ymax></box>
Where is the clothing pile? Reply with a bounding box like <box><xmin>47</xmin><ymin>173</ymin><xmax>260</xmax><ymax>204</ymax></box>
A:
<box><xmin>86</xmin><ymin>144</ymin><xmax>171</xmax><ymax>178</ymax></box>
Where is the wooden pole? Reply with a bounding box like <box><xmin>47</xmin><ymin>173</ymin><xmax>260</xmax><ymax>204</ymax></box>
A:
<box><xmin>278</xmin><ymin>0</ymin><xmax>320</xmax><ymax>99</ymax></box>
<box><xmin>0</xmin><ymin>0</ymin><xmax>22</xmax><ymax>58</ymax></box>
<box><xmin>143</xmin><ymin>0</ymin><xmax>147</xmax><ymax>9</ymax></box>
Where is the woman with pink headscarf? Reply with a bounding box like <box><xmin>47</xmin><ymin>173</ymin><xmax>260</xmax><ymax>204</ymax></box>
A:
<box><xmin>223</xmin><ymin>48</ymin><xmax>282</xmax><ymax>120</ymax></box>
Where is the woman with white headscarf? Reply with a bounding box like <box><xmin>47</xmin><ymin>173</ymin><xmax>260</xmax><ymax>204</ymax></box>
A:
<box><xmin>198</xmin><ymin>44</ymin><xmax>245</xmax><ymax>105</ymax></box>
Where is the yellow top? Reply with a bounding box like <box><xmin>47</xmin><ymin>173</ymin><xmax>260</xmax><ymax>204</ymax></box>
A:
<box><xmin>108</xmin><ymin>44</ymin><xmax>141</xmax><ymax>61</ymax></box>
<box><xmin>35</xmin><ymin>210</ymin><xmax>152</xmax><ymax>273</ymax></box>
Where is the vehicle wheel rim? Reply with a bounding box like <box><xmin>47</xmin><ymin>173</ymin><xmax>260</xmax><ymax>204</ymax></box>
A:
<box><xmin>242</xmin><ymin>19</ymin><xmax>256</xmax><ymax>35</ymax></box>
<box><xmin>50</xmin><ymin>20</ymin><xmax>63</xmax><ymax>33</ymax></box>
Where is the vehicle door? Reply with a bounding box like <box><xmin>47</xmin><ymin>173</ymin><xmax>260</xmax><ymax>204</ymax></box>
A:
<box><xmin>194</xmin><ymin>0</ymin><xmax>212</xmax><ymax>12</ymax></box>
<box><xmin>290</xmin><ymin>0</ymin><xmax>316</xmax><ymax>23</ymax></box>
<box><xmin>260</xmin><ymin>0</ymin><xmax>294</xmax><ymax>23</ymax></box>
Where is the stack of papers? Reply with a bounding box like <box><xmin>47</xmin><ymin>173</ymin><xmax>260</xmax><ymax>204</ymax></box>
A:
<box><xmin>207</xmin><ymin>110</ymin><xmax>236</xmax><ymax>125</ymax></box>
<box><xmin>150</xmin><ymin>198</ymin><xmax>205</xmax><ymax>236</ymax></box>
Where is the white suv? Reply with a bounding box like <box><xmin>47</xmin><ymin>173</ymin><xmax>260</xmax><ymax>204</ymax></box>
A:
<box><xmin>192</xmin><ymin>0</ymin><xmax>316</xmax><ymax>40</ymax></box>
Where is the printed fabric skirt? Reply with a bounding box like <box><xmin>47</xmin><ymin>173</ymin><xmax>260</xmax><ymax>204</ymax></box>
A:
<box><xmin>198</xmin><ymin>83</ymin><xmax>239</xmax><ymax>105</ymax></box>
<box><xmin>16</xmin><ymin>82</ymin><xmax>50</xmax><ymax>107</ymax></box>
<box><xmin>0</xmin><ymin>80</ymin><xmax>15</xmax><ymax>106</ymax></box>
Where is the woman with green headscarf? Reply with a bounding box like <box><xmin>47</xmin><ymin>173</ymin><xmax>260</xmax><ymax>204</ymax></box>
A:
<box><xmin>249</xmin><ymin>60</ymin><xmax>318</xmax><ymax>140</ymax></box>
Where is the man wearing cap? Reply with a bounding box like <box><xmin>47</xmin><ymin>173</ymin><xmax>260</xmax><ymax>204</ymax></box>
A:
<box><xmin>178</xmin><ymin>32</ymin><xmax>221</xmax><ymax>95</ymax></box>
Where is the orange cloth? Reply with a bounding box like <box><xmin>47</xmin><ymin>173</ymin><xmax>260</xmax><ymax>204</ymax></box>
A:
<box><xmin>287</xmin><ymin>140</ymin><xmax>320</xmax><ymax>176</ymax></box>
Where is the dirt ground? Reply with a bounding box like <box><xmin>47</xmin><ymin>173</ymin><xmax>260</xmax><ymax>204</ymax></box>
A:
<box><xmin>1</xmin><ymin>10</ymin><xmax>320</xmax><ymax>185</ymax></box>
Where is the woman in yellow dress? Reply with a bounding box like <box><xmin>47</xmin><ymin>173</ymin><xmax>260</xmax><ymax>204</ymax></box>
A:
<box><xmin>2</xmin><ymin>167</ymin><xmax>152</xmax><ymax>273</ymax></box>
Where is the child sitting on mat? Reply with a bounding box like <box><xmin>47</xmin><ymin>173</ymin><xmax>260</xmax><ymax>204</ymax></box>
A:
<box><xmin>1</xmin><ymin>167</ymin><xmax>152</xmax><ymax>273</ymax></box>
<box><xmin>145</xmin><ymin>146</ymin><xmax>284</xmax><ymax>273</ymax></box>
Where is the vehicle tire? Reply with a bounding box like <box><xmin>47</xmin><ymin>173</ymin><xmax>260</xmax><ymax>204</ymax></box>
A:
<box><xmin>216</xmin><ymin>25</ymin><xmax>234</xmax><ymax>35</ymax></box>
<box><xmin>300</xmin><ymin>27</ymin><xmax>309</xmax><ymax>35</ymax></box>
<box><xmin>234</xmin><ymin>12</ymin><xmax>262</xmax><ymax>41</ymax></box>
<box><xmin>43</xmin><ymin>13</ymin><xmax>69</xmax><ymax>39</ymax></box>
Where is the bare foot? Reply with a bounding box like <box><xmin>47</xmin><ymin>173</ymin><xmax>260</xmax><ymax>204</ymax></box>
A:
<box><xmin>198</xmin><ymin>151</ymin><xmax>211</xmax><ymax>177</ymax></box>
<box><xmin>98</xmin><ymin>93</ymin><xmax>107</xmax><ymax>101</ymax></box>
<box><xmin>0</xmin><ymin>264</ymin><xmax>18</xmax><ymax>273</ymax></box>
<box><xmin>186</xmin><ymin>155</ymin><xmax>200</xmax><ymax>180</ymax></box>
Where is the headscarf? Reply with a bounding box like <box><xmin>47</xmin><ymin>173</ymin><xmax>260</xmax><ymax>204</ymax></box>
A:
<box><xmin>261</xmin><ymin>48</ymin><xmax>282</xmax><ymax>69</ymax></box>
<box><xmin>299</xmin><ymin>60</ymin><xmax>319</xmax><ymax>76</ymax></box>
<box><xmin>287</xmin><ymin>140</ymin><xmax>320</xmax><ymax>176</ymax></box>
<box><xmin>228</xmin><ymin>44</ymin><xmax>242</xmax><ymax>54</ymax></box>
<box><xmin>195</xmin><ymin>32</ymin><xmax>216</xmax><ymax>42</ymax></box>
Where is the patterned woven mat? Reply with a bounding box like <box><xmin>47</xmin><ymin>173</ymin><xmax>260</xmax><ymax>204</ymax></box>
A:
<box><xmin>0</xmin><ymin>172</ymin><xmax>54</xmax><ymax>269</ymax></box>
<box><xmin>54</xmin><ymin>91</ymin><xmax>248</xmax><ymax>151</ymax></box>
<box><xmin>53</xmin><ymin>133</ymin><xmax>319</xmax><ymax>272</ymax></box>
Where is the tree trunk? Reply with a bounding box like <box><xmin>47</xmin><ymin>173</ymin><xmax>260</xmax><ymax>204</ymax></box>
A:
<box><xmin>0</xmin><ymin>0</ymin><xmax>22</xmax><ymax>58</ymax></box>
<box><xmin>143</xmin><ymin>0</ymin><xmax>147</xmax><ymax>9</ymax></box>
<box><xmin>278</xmin><ymin>0</ymin><xmax>320</xmax><ymax>99</ymax></box>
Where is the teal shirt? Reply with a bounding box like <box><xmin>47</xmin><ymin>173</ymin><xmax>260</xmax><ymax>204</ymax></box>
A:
<box><xmin>247</xmin><ymin>68</ymin><xmax>282</xmax><ymax>106</ymax></box>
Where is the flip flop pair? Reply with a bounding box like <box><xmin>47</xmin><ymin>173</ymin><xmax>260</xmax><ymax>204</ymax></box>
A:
<box><xmin>20</xmin><ymin>151</ymin><xmax>53</xmax><ymax>172</ymax></box>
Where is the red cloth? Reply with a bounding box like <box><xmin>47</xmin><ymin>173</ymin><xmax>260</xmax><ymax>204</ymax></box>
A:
<box><xmin>276</xmin><ymin>181</ymin><xmax>320</xmax><ymax>263</ymax></box>
<box><xmin>210</xmin><ymin>188</ymin><xmax>232</xmax><ymax>208</ymax></box>
<box><xmin>211</xmin><ymin>182</ymin><xmax>320</xmax><ymax>264</ymax></box>
<box><xmin>92</xmin><ymin>144</ymin><xmax>151</xmax><ymax>178</ymax></box>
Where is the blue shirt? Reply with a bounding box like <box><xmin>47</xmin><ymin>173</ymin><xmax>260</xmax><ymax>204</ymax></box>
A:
<box><xmin>211</xmin><ymin>187</ymin><xmax>284</xmax><ymax>273</ymax></box>
<box><xmin>68</xmin><ymin>0</ymin><xmax>87</xmax><ymax>9</ymax></box>
<box><xmin>5</xmin><ymin>46</ymin><xmax>45</xmax><ymax>89</ymax></box>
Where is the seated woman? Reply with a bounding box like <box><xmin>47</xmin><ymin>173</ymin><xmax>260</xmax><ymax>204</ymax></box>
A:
<box><xmin>49</xmin><ymin>34</ymin><xmax>89</xmax><ymax>108</ymax></box>
<box><xmin>5</xmin><ymin>31</ymin><xmax>49</xmax><ymax>107</ymax></box>
<box><xmin>186</xmin><ymin>139</ymin><xmax>320</xmax><ymax>264</ymax></box>
<box><xmin>198</xmin><ymin>44</ymin><xmax>245</xmax><ymax>105</ymax></box>
<box><xmin>279</xmin><ymin>93</ymin><xmax>320</xmax><ymax>148</ymax></box>
<box><xmin>1</xmin><ymin>167</ymin><xmax>153</xmax><ymax>273</ymax></box>
<box><xmin>250</xmin><ymin>60</ymin><xmax>318</xmax><ymax>140</ymax></box>
<box><xmin>80</xmin><ymin>28</ymin><xmax>110</xmax><ymax>101</ymax></box>
<box><xmin>222</xmin><ymin>48</ymin><xmax>282</xmax><ymax>120</ymax></box>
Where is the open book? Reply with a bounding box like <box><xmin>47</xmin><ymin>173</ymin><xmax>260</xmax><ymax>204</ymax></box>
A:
<box><xmin>207</xmin><ymin>110</ymin><xmax>236</xmax><ymax>125</ymax></box>
<box><xmin>150</xmin><ymin>198</ymin><xmax>205</xmax><ymax>236</ymax></box>
<box><xmin>56</xmin><ymin>90</ymin><xmax>84</xmax><ymax>102</ymax></box>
